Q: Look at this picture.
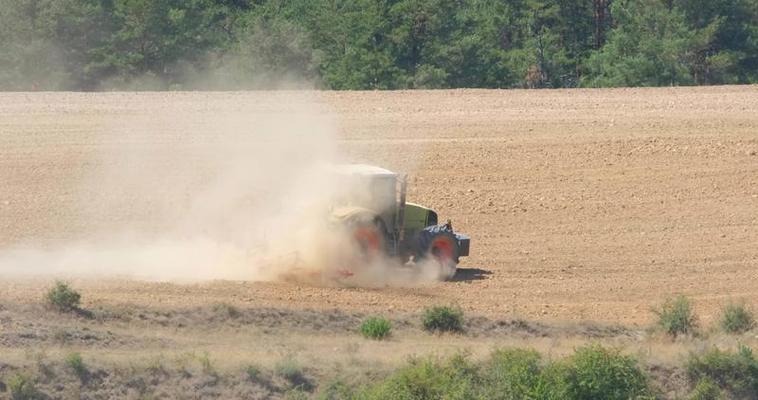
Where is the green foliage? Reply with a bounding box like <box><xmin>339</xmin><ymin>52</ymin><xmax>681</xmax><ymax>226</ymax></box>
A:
<box><xmin>422</xmin><ymin>306</ymin><xmax>464</xmax><ymax>333</ymax></box>
<box><xmin>316</xmin><ymin>379</ymin><xmax>355</xmax><ymax>400</ymax></box>
<box><xmin>65</xmin><ymin>352</ymin><xmax>87</xmax><ymax>379</ymax></box>
<box><xmin>686</xmin><ymin>346</ymin><xmax>758</xmax><ymax>399</ymax></box>
<box><xmin>356</xmin><ymin>345</ymin><xmax>653</xmax><ymax>400</ymax></box>
<box><xmin>480</xmin><ymin>348</ymin><xmax>556</xmax><ymax>400</ymax></box>
<box><xmin>689</xmin><ymin>377</ymin><xmax>724</xmax><ymax>400</ymax></box>
<box><xmin>583</xmin><ymin>0</ymin><xmax>698</xmax><ymax>87</ymax></box>
<box><xmin>45</xmin><ymin>281</ymin><xmax>81</xmax><ymax>312</ymax></box>
<box><xmin>653</xmin><ymin>295</ymin><xmax>697</xmax><ymax>337</ymax></box>
<box><xmin>8</xmin><ymin>373</ymin><xmax>41</xmax><ymax>400</ymax></box>
<box><xmin>360</xmin><ymin>317</ymin><xmax>392</xmax><ymax>340</ymax></box>
<box><xmin>1</xmin><ymin>0</ymin><xmax>756</xmax><ymax>90</ymax></box>
<box><xmin>357</xmin><ymin>353</ymin><xmax>481</xmax><ymax>400</ymax></box>
<box><xmin>720</xmin><ymin>303</ymin><xmax>755</xmax><ymax>334</ymax></box>
<box><xmin>558</xmin><ymin>344</ymin><xmax>653</xmax><ymax>400</ymax></box>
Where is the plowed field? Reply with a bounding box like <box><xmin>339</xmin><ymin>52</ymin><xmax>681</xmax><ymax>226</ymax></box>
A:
<box><xmin>2</xmin><ymin>87</ymin><xmax>757</xmax><ymax>326</ymax></box>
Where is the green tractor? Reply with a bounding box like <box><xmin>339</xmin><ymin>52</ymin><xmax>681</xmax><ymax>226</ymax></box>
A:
<box><xmin>328</xmin><ymin>164</ymin><xmax>470</xmax><ymax>280</ymax></box>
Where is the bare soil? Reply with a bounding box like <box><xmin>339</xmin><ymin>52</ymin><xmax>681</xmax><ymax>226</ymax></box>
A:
<box><xmin>2</xmin><ymin>87</ymin><xmax>757</xmax><ymax>325</ymax></box>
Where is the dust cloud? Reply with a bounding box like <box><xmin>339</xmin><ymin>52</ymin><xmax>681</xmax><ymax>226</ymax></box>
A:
<box><xmin>0</xmin><ymin>93</ymin><xmax>447</xmax><ymax>287</ymax></box>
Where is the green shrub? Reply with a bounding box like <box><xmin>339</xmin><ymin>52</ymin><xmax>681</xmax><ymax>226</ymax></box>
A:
<box><xmin>422</xmin><ymin>306</ymin><xmax>464</xmax><ymax>333</ymax></box>
<box><xmin>719</xmin><ymin>303</ymin><xmax>755</xmax><ymax>334</ymax></box>
<box><xmin>8</xmin><ymin>373</ymin><xmax>40</xmax><ymax>400</ymax></box>
<box><xmin>689</xmin><ymin>377</ymin><xmax>724</xmax><ymax>400</ymax></box>
<box><xmin>482</xmin><ymin>348</ymin><xmax>556</xmax><ymax>400</ymax></box>
<box><xmin>360</xmin><ymin>317</ymin><xmax>392</xmax><ymax>340</ymax></box>
<box><xmin>686</xmin><ymin>346</ymin><xmax>758</xmax><ymax>398</ymax></box>
<box><xmin>653</xmin><ymin>295</ymin><xmax>697</xmax><ymax>337</ymax></box>
<box><xmin>559</xmin><ymin>344</ymin><xmax>652</xmax><ymax>400</ymax></box>
<box><xmin>45</xmin><ymin>281</ymin><xmax>81</xmax><ymax>312</ymax></box>
<box><xmin>65</xmin><ymin>352</ymin><xmax>87</xmax><ymax>379</ymax></box>
<box><xmin>358</xmin><ymin>354</ymin><xmax>480</xmax><ymax>400</ymax></box>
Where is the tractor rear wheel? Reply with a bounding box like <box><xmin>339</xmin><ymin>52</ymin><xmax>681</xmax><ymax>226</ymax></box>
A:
<box><xmin>416</xmin><ymin>225</ymin><xmax>460</xmax><ymax>280</ymax></box>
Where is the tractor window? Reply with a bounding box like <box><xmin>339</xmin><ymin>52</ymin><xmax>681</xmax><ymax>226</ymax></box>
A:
<box><xmin>427</xmin><ymin>210</ymin><xmax>438</xmax><ymax>226</ymax></box>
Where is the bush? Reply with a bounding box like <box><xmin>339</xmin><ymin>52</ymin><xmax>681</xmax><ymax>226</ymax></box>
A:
<box><xmin>719</xmin><ymin>303</ymin><xmax>755</xmax><ymax>334</ymax></box>
<box><xmin>8</xmin><ymin>373</ymin><xmax>40</xmax><ymax>400</ymax></box>
<box><xmin>686</xmin><ymin>346</ymin><xmax>758</xmax><ymax>398</ymax></box>
<box><xmin>559</xmin><ymin>344</ymin><xmax>652</xmax><ymax>400</ymax></box>
<box><xmin>358</xmin><ymin>354</ymin><xmax>480</xmax><ymax>400</ymax></box>
<box><xmin>45</xmin><ymin>281</ymin><xmax>81</xmax><ymax>312</ymax></box>
<box><xmin>360</xmin><ymin>317</ymin><xmax>392</xmax><ymax>340</ymax></box>
<box><xmin>65</xmin><ymin>352</ymin><xmax>87</xmax><ymax>379</ymax></box>
<box><xmin>422</xmin><ymin>306</ymin><xmax>464</xmax><ymax>333</ymax></box>
<box><xmin>689</xmin><ymin>377</ymin><xmax>724</xmax><ymax>400</ymax></box>
<box><xmin>482</xmin><ymin>349</ymin><xmax>555</xmax><ymax>400</ymax></box>
<box><xmin>653</xmin><ymin>295</ymin><xmax>697</xmax><ymax>337</ymax></box>
<box><xmin>482</xmin><ymin>348</ymin><xmax>554</xmax><ymax>400</ymax></box>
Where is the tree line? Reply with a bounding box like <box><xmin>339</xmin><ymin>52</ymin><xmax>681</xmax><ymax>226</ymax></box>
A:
<box><xmin>0</xmin><ymin>0</ymin><xmax>756</xmax><ymax>90</ymax></box>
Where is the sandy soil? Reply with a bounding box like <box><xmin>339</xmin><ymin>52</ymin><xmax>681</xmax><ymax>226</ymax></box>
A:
<box><xmin>1</xmin><ymin>86</ymin><xmax>757</xmax><ymax>326</ymax></box>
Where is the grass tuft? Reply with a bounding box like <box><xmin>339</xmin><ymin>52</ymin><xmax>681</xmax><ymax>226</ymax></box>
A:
<box><xmin>276</xmin><ymin>356</ymin><xmax>310</xmax><ymax>389</ymax></box>
<box><xmin>246</xmin><ymin>364</ymin><xmax>262</xmax><ymax>382</ymax></box>
<box><xmin>688</xmin><ymin>377</ymin><xmax>724</xmax><ymax>400</ymax></box>
<box><xmin>360</xmin><ymin>317</ymin><xmax>392</xmax><ymax>340</ymax></box>
<box><xmin>719</xmin><ymin>303</ymin><xmax>755</xmax><ymax>334</ymax></box>
<box><xmin>653</xmin><ymin>295</ymin><xmax>697</xmax><ymax>337</ymax></box>
<box><xmin>197</xmin><ymin>352</ymin><xmax>216</xmax><ymax>376</ymax></box>
<box><xmin>45</xmin><ymin>281</ymin><xmax>81</xmax><ymax>312</ymax></box>
<box><xmin>422</xmin><ymin>306</ymin><xmax>464</xmax><ymax>333</ymax></box>
<box><xmin>8</xmin><ymin>373</ymin><xmax>41</xmax><ymax>400</ymax></box>
<box><xmin>65</xmin><ymin>352</ymin><xmax>87</xmax><ymax>380</ymax></box>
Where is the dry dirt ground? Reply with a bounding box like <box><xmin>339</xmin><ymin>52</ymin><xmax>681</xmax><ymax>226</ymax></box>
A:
<box><xmin>1</xmin><ymin>87</ymin><xmax>757</xmax><ymax>324</ymax></box>
<box><xmin>0</xmin><ymin>87</ymin><xmax>757</xmax><ymax>398</ymax></box>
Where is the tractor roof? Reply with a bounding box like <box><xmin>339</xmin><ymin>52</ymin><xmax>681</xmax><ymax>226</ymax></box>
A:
<box><xmin>330</xmin><ymin>164</ymin><xmax>397</xmax><ymax>178</ymax></box>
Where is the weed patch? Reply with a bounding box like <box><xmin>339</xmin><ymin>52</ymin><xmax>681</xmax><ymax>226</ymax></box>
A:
<box><xmin>8</xmin><ymin>373</ymin><xmax>41</xmax><ymax>400</ymax></box>
<box><xmin>719</xmin><ymin>303</ymin><xmax>755</xmax><ymax>334</ymax></box>
<box><xmin>686</xmin><ymin>346</ymin><xmax>758</xmax><ymax>398</ymax></box>
<box><xmin>422</xmin><ymin>306</ymin><xmax>464</xmax><ymax>333</ymax></box>
<box><xmin>360</xmin><ymin>317</ymin><xmax>392</xmax><ymax>340</ymax></box>
<box><xmin>65</xmin><ymin>352</ymin><xmax>88</xmax><ymax>381</ymax></box>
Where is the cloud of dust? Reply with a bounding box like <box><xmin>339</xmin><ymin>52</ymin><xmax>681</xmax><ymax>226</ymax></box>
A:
<box><xmin>0</xmin><ymin>93</ymin><xmax>449</xmax><ymax>287</ymax></box>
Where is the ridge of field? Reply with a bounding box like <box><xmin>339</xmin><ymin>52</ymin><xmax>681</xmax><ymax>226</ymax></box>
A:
<box><xmin>1</xmin><ymin>86</ymin><xmax>757</xmax><ymax>325</ymax></box>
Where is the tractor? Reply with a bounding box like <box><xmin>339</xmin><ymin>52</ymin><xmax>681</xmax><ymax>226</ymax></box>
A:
<box><xmin>327</xmin><ymin>164</ymin><xmax>470</xmax><ymax>280</ymax></box>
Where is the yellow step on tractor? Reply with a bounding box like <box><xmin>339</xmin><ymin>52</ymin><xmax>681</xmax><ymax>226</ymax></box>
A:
<box><xmin>328</xmin><ymin>164</ymin><xmax>470</xmax><ymax>280</ymax></box>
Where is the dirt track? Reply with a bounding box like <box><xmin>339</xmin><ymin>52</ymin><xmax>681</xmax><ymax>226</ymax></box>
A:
<box><xmin>1</xmin><ymin>87</ymin><xmax>757</xmax><ymax>326</ymax></box>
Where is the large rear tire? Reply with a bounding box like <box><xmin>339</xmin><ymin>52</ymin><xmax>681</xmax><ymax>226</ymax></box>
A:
<box><xmin>416</xmin><ymin>225</ymin><xmax>460</xmax><ymax>280</ymax></box>
<box><xmin>331</xmin><ymin>208</ymin><xmax>389</xmax><ymax>264</ymax></box>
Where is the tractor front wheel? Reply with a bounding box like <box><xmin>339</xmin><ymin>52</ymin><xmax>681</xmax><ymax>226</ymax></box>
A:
<box><xmin>416</xmin><ymin>225</ymin><xmax>460</xmax><ymax>280</ymax></box>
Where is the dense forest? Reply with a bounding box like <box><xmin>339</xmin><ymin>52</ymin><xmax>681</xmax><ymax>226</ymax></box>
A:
<box><xmin>0</xmin><ymin>0</ymin><xmax>756</xmax><ymax>90</ymax></box>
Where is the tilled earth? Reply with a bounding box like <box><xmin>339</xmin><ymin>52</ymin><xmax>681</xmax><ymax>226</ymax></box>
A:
<box><xmin>1</xmin><ymin>87</ymin><xmax>758</xmax><ymax>326</ymax></box>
